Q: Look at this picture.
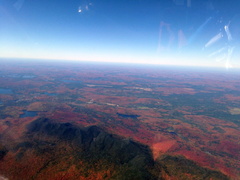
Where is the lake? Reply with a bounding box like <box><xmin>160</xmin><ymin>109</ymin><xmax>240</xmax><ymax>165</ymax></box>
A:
<box><xmin>0</xmin><ymin>88</ymin><xmax>13</xmax><ymax>94</ymax></box>
<box><xmin>20</xmin><ymin>110</ymin><xmax>38</xmax><ymax>118</ymax></box>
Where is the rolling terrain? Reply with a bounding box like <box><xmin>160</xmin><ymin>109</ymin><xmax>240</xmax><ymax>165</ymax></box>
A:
<box><xmin>0</xmin><ymin>59</ymin><xmax>239</xmax><ymax>179</ymax></box>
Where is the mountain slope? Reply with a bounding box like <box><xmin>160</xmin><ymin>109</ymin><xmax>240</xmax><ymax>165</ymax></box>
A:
<box><xmin>0</xmin><ymin>118</ymin><xmax>157</xmax><ymax>180</ymax></box>
<box><xmin>0</xmin><ymin>118</ymin><xmax>230</xmax><ymax>180</ymax></box>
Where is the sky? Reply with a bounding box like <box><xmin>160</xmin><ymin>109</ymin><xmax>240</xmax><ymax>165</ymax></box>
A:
<box><xmin>0</xmin><ymin>0</ymin><xmax>240</xmax><ymax>68</ymax></box>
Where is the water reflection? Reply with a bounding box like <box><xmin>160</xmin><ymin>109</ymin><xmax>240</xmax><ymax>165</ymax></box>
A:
<box><xmin>43</xmin><ymin>92</ymin><xmax>57</xmax><ymax>96</ymax></box>
<box><xmin>20</xmin><ymin>110</ymin><xmax>38</xmax><ymax>118</ymax></box>
<box><xmin>0</xmin><ymin>88</ymin><xmax>13</xmax><ymax>94</ymax></box>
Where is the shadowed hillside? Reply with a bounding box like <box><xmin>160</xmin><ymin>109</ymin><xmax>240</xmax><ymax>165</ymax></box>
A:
<box><xmin>0</xmin><ymin>118</ymin><xmax>157</xmax><ymax>180</ymax></box>
<box><xmin>0</xmin><ymin>118</ymin><xmax>230</xmax><ymax>180</ymax></box>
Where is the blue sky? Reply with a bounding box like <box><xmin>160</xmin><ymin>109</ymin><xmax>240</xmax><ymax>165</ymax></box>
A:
<box><xmin>0</xmin><ymin>0</ymin><xmax>239</xmax><ymax>68</ymax></box>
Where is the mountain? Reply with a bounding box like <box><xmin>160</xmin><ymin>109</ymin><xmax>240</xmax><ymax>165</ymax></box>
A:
<box><xmin>0</xmin><ymin>118</ymin><xmax>229</xmax><ymax>180</ymax></box>
<box><xmin>0</xmin><ymin>118</ymin><xmax>157</xmax><ymax>180</ymax></box>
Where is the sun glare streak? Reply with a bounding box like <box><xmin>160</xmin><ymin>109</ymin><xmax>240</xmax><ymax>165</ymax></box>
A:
<box><xmin>224</xmin><ymin>25</ymin><xmax>233</xmax><ymax>41</ymax></box>
<box><xmin>205</xmin><ymin>33</ymin><xmax>223</xmax><ymax>48</ymax></box>
<box><xmin>78</xmin><ymin>1</ymin><xmax>92</xmax><ymax>13</ymax></box>
<box><xmin>208</xmin><ymin>47</ymin><xmax>226</xmax><ymax>58</ymax></box>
